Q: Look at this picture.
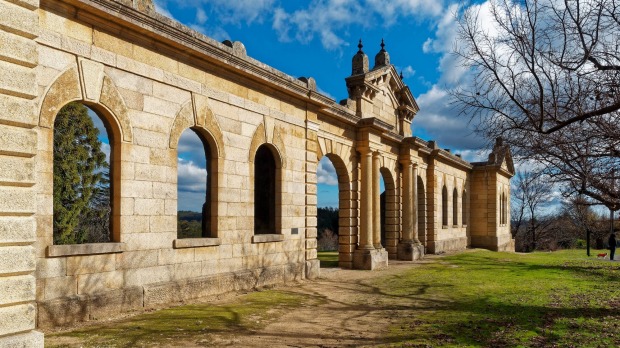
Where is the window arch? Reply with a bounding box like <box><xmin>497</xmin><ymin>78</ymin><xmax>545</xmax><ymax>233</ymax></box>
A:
<box><xmin>53</xmin><ymin>102</ymin><xmax>119</xmax><ymax>244</ymax></box>
<box><xmin>452</xmin><ymin>188</ymin><xmax>458</xmax><ymax>226</ymax></box>
<box><xmin>442</xmin><ymin>185</ymin><xmax>448</xmax><ymax>227</ymax></box>
<box><xmin>462</xmin><ymin>190</ymin><xmax>467</xmax><ymax>226</ymax></box>
<box><xmin>254</xmin><ymin>144</ymin><xmax>280</xmax><ymax>234</ymax></box>
<box><xmin>177</xmin><ymin>127</ymin><xmax>218</xmax><ymax>238</ymax></box>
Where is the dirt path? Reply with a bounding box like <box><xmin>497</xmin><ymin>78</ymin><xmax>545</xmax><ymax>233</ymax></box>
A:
<box><xmin>195</xmin><ymin>260</ymin><xmax>434</xmax><ymax>348</ymax></box>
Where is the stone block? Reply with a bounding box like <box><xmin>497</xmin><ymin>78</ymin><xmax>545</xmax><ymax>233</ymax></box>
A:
<box><xmin>0</xmin><ymin>304</ymin><xmax>36</xmax><ymax>337</ymax></box>
<box><xmin>0</xmin><ymin>124</ymin><xmax>36</xmax><ymax>156</ymax></box>
<box><xmin>122</xmin><ymin>180</ymin><xmax>153</xmax><ymax>198</ymax></box>
<box><xmin>0</xmin><ymin>330</ymin><xmax>44</xmax><ymax>348</ymax></box>
<box><xmin>133</xmin><ymin>198</ymin><xmax>164</xmax><ymax>215</ymax></box>
<box><xmin>120</xmin><ymin>215</ymin><xmax>149</xmax><ymax>234</ymax></box>
<box><xmin>123</xmin><ymin>265</ymin><xmax>173</xmax><ymax>287</ymax></box>
<box><xmin>37</xmin><ymin>296</ymin><xmax>89</xmax><ymax>328</ymax></box>
<box><xmin>35</xmin><ymin>257</ymin><xmax>65</xmax><ymax>279</ymax></box>
<box><xmin>115</xmin><ymin>250</ymin><xmax>158</xmax><ymax>270</ymax></box>
<box><xmin>123</xmin><ymin>232</ymin><xmax>173</xmax><ymax>250</ymax></box>
<box><xmin>88</xmin><ymin>287</ymin><xmax>143</xmax><ymax>320</ymax></box>
<box><xmin>0</xmin><ymin>60</ymin><xmax>36</xmax><ymax>98</ymax></box>
<box><xmin>352</xmin><ymin>248</ymin><xmax>388</xmax><ymax>270</ymax></box>
<box><xmin>77</xmin><ymin>270</ymin><xmax>124</xmax><ymax>294</ymax></box>
<box><xmin>0</xmin><ymin>246</ymin><xmax>34</xmax><ymax>274</ymax></box>
<box><xmin>0</xmin><ymin>155</ymin><xmax>34</xmax><ymax>185</ymax></box>
<box><xmin>0</xmin><ymin>94</ymin><xmax>36</xmax><ymax>127</ymax></box>
<box><xmin>0</xmin><ymin>30</ymin><xmax>36</xmax><ymax>68</ymax></box>
<box><xmin>0</xmin><ymin>216</ymin><xmax>35</xmax><ymax>244</ymax></box>
<box><xmin>173</xmin><ymin>261</ymin><xmax>202</xmax><ymax>280</ymax></box>
<box><xmin>43</xmin><ymin>276</ymin><xmax>77</xmax><ymax>300</ymax></box>
<box><xmin>256</xmin><ymin>265</ymin><xmax>285</xmax><ymax>288</ymax></box>
<box><xmin>0</xmin><ymin>275</ymin><xmax>35</xmax><ymax>305</ymax></box>
<box><xmin>0</xmin><ymin>1</ymin><xmax>38</xmax><ymax>38</ymax></box>
<box><xmin>66</xmin><ymin>254</ymin><xmax>116</xmax><ymax>276</ymax></box>
<box><xmin>158</xmin><ymin>248</ymin><xmax>194</xmax><ymax>265</ymax></box>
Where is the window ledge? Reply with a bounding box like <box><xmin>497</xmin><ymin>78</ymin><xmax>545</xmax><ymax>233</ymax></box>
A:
<box><xmin>174</xmin><ymin>238</ymin><xmax>221</xmax><ymax>249</ymax></box>
<box><xmin>47</xmin><ymin>243</ymin><xmax>125</xmax><ymax>257</ymax></box>
<box><xmin>452</xmin><ymin>225</ymin><xmax>459</xmax><ymax>228</ymax></box>
<box><xmin>252</xmin><ymin>234</ymin><xmax>284</xmax><ymax>243</ymax></box>
<box><xmin>442</xmin><ymin>225</ymin><xmax>448</xmax><ymax>229</ymax></box>
<box><xmin>462</xmin><ymin>225</ymin><xmax>468</xmax><ymax>228</ymax></box>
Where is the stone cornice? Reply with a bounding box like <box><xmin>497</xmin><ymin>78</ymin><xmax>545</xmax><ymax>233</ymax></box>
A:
<box><xmin>44</xmin><ymin>0</ymin><xmax>349</xmax><ymax>116</ymax></box>
<box><xmin>356</xmin><ymin>117</ymin><xmax>394</xmax><ymax>133</ymax></box>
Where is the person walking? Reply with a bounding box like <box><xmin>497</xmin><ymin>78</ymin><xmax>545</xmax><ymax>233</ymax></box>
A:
<box><xmin>609</xmin><ymin>233</ymin><xmax>617</xmax><ymax>261</ymax></box>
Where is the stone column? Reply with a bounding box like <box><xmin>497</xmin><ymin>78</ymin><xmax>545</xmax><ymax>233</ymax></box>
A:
<box><xmin>372</xmin><ymin>152</ymin><xmax>382</xmax><ymax>249</ymax></box>
<box><xmin>412</xmin><ymin>165</ymin><xmax>419</xmax><ymax>242</ymax></box>
<box><xmin>398</xmin><ymin>160</ymin><xmax>424</xmax><ymax>261</ymax></box>
<box><xmin>358</xmin><ymin>149</ymin><xmax>374</xmax><ymax>250</ymax></box>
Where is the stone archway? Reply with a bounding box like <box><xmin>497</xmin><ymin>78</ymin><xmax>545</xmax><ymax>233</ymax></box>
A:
<box><xmin>316</xmin><ymin>152</ymin><xmax>354</xmax><ymax>269</ymax></box>
<box><xmin>380</xmin><ymin>167</ymin><xmax>398</xmax><ymax>258</ymax></box>
<box><xmin>417</xmin><ymin>175</ymin><xmax>427</xmax><ymax>248</ymax></box>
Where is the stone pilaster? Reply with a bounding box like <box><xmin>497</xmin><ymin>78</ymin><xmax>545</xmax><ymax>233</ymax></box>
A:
<box><xmin>372</xmin><ymin>152</ymin><xmax>381</xmax><ymax>249</ymax></box>
<box><xmin>397</xmin><ymin>160</ymin><xmax>424</xmax><ymax>261</ymax></box>
<box><xmin>305</xmin><ymin>118</ymin><xmax>320</xmax><ymax>279</ymax></box>
<box><xmin>0</xmin><ymin>0</ymin><xmax>44</xmax><ymax>345</ymax></box>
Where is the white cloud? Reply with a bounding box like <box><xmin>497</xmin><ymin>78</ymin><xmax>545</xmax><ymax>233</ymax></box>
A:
<box><xmin>101</xmin><ymin>143</ymin><xmax>111</xmax><ymax>164</ymax></box>
<box><xmin>317</xmin><ymin>157</ymin><xmax>338</xmax><ymax>185</ymax></box>
<box><xmin>396</xmin><ymin>65</ymin><xmax>416</xmax><ymax>78</ymax></box>
<box><xmin>272</xmin><ymin>0</ymin><xmax>445</xmax><ymax>50</ymax></box>
<box><xmin>177</xmin><ymin>158</ymin><xmax>207</xmax><ymax>193</ymax></box>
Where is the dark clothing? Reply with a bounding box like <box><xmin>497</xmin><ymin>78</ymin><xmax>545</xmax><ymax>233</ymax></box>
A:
<box><xmin>609</xmin><ymin>234</ymin><xmax>617</xmax><ymax>261</ymax></box>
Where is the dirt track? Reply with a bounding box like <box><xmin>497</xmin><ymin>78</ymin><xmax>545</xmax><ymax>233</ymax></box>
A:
<box><xmin>197</xmin><ymin>260</ymin><xmax>433</xmax><ymax>348</ymax></box>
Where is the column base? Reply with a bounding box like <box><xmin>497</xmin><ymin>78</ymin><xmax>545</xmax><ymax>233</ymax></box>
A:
<box><xmin>353</xmin><ymin>248</ymin><xmax>388</xmax><ymax>270</ymax></box>
<box><xmin>305</xmin><ymin>259</ymin><xmax>321</xmax><ymax>279</ymax></box>
<box><xmin>397</xmin><ymin>241</ymin><xmax>425</xmax><ymax>261</ymax></box>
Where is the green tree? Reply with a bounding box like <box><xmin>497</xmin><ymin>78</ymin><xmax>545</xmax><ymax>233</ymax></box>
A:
<box><xmin>53</xmin><ymin>102</ymin><xmax>109</xmax><ymax>244</ymax></box>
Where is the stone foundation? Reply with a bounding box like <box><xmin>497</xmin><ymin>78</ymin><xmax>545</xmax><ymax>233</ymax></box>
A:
<box><xmin>37</xmin><ymin>263</ymin><xmax>304</xmax><ymax>329</ymax></box>
<box><xmin>352</xmin><ymin>248</ymin><xmax>389</xmax><ymax>270</ymax></box>
<box><xmin>397</xmin><ymin>241</ymin><xmax>425</xmax><ymax>261</ymax></box>
<box><xmin>427</xmin><ymin>237</ymin><xmax>468</xmax><ymax>254</ymax></box>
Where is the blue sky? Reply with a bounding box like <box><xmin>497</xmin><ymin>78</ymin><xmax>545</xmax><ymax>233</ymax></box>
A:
<box><xmin>153</xmin><ymin>0</ymin><xmax>495</xmax><ymax>210</ymax></box>
<box><xmin>94</xmin><ymin>0</ymin><xmax>505</xmax><ymax>210</ymax></box>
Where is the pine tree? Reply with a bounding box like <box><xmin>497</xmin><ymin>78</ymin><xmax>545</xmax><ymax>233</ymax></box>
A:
<box><xmin>53</xmin><ymin>102</ymin><xmax>110</xmax><ymax>244</ymax></box>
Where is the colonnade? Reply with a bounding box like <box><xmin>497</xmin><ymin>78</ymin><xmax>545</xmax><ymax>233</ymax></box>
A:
<box><xmin>354</xmin><ymin>147</ymin><xmax>424</xmax><ymax>270</ymax></box>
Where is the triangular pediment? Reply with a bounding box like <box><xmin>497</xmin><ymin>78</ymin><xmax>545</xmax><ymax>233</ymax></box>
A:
<box><xmin>345</xmin><ymin>65</ymin><xmax>419</xmax><ymax>122</ymax></box>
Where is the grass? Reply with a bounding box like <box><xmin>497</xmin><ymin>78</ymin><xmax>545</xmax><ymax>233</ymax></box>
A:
<box><xmin>46</xmin><ymin>249</ymin><xmax>620</xmax><ymax>347</ymax></box>
<box><xmin>46</xmin><ymin>290</ymin><xmax>305</xmax><ymax>347</ymax></box>
<box><xmin>381</xmin><ymin>249</ymin><xmax>620</xmax><ymax>347</ymax></box>
<box><xmin>317</xmin><ymin>250</ymin><xmax>339</xmax><ymax>268</ymax></box>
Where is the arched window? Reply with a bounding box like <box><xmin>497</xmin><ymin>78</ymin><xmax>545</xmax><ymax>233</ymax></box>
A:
<box><xmin>53</xmin><ymin>102</ymin><xmax>116</xmax><ymax>245</ymax></box>
<box><xmin>442</xmin><ymin>185</ymin><xmax>448</xmax><ymax>227</ymax></box>
<box><xmin>177</xmin><ymin>128</ymin><xmax>215</xmax><ymax>238</ymax></box>
<box><xmin>462</xmin><ymin>190</ymin><xmax>467</xmax><ymax>226</ymax></box>
<box><xmin>499</xmin><ymin>191</ymin><xmax>505</xmax><ymax>225</ymax></box>
<box><xmin>254</xmin><ymin>145</ymin><xmax>277</xmax><ymax>234</ymax></box>
<box><xmin>452</xmin><ymin>188</ymin><xmax>458</xmax><ymax>226</ymax></box>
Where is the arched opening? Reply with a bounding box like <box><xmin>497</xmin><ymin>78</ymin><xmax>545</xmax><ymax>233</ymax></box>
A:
<box><xmin>462</xmin><ymin>190</ymin><xmax>468</xmax><ymax>226</ymax></box>
<box><xmin>177</xmin><ymin>127</ymin><xmax>216</xmax><ymax>238</ymax></box>
<box><xmin>442</xmin><ymin>185</ymin><xmax>448</xmax><ymax>227</ymax></box>
<box><xmin>499</xmin><ymin>191</ymin><xmax>505</xmax><ymax>225</ymax></box>
<box><xmin>380</xmin><ymin>168</ymin><xmax>397</xmax><ymax>256</ymax></box>
<box><xmin>254</xmin><ymin>144</ymin><xmax>278</xmax><ymax>234</ymax></box>
<box><xmin>316</xmin><ymin>155</ymin><xmax>351</xmax><ymax>268</ymax></box>
<box><xmin>453</xmin><ymin>188</ymin><xmax>458</xmax><ymax>226</ymax></box>
<box><xmin>417</xmin><ymin>176</ymin><xmax>427</xmax><ymax>246</ymax></box>
<box><xmin>53</xmin><ymin>102</ymin><xmax>117</xmax><ymax>245</ymax></box>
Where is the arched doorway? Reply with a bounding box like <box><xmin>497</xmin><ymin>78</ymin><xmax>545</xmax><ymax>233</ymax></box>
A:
<box><xmin>380</xmin><ymin>167</ymin><xmax>397</xmax><ymax>257</ymax></box>
<box><xmin>316</xmin><ymin>154</ymin><xmax>352</xmax><ymax>268</ymax></box>
<box><xmin>417</xmin><ymin>176</ymin><xmax>427</xmax><ymax>248</ymax></box>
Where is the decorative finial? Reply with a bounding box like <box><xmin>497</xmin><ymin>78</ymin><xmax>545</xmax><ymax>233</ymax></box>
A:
<box><xmin>380</xmin><ymin>38</ymin><xmax>385</xmax><ymax>52</ymax></box>
<box><xmin>400</xmin><ymin>70</ymin><xmax>404</xmax><ymax>79</ymax></box>
<box><xmin>358</xmin><ymin>39</ymin><xmax>363</xmax><ymax>53</ymax></box>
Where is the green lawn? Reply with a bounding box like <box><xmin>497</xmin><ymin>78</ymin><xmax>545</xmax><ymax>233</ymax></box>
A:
<box><xmin>46</xmin><ymin>249</ymin><xmax>620</xmax><ymax>347</ymax></box>
<box><xmin>317</xmin><ymin>250</ymin><xmax>339</xmax><ymax>268</ymax></box>
<box><xmin>382</xmin><ymin>249</ymin><xmax>620</xmax><ymax>347</ymax></box>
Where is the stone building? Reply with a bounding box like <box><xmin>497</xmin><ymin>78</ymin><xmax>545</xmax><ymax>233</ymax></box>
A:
<box><xmin>0</xmin><ymin>0</ymin><xmax>514</xmax><ymax>345</ymax></box>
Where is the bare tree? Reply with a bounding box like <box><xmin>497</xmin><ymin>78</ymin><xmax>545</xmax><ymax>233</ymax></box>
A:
<box><xmin>511</xmin><ymin>170</ymin><xmax>554</xmax><ymax>251</ymax></box>
<box><xmin>561</xmin><ymin>195</ymin><xmax>602</xmax><ymax>255</ymax></box>
<box><xmin>453</xmin><ymin>0</ymin><xmax>620</xmax><ymax>210</ymax></box>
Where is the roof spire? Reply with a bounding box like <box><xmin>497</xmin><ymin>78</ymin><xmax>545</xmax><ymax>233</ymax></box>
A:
<box><xmin>400</xmin><ymin>70</ymin><xmax>404</xmax><ymax>79</ymax></box>
<box><xmin>380</xmin><ymin>38</ymin><xmax>386</xmax><ymax>52</ymax></box>
<box><xmin>352</xmin><ymin>39</ymin><xmax>369</xmax><ymax>75</ymax></box>
<box><xmin>374</xmin><ymin>38</ymin><xmax>390</xmax><ymax>68</ymax></box>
